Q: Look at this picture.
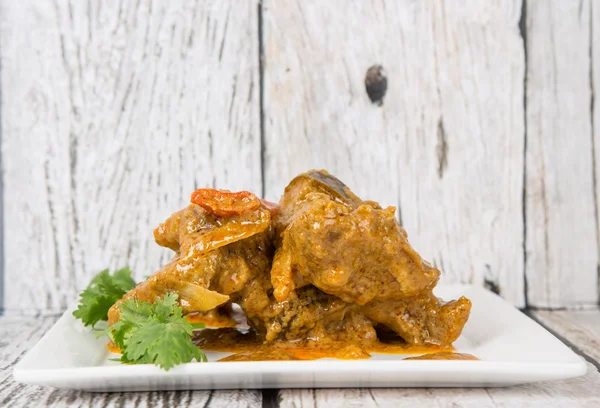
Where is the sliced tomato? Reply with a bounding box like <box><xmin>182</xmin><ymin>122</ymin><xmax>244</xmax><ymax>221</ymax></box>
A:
<box><xmin>190</xmin><ymin>188</ymin><xmax>261</xmax><ymax>216</ymax></box>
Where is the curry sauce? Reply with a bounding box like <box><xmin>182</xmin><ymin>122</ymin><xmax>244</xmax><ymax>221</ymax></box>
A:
<box><xmin>192</xmin><ymin>327</ymin><xmax>456</xmax><ymax>362</ymax></box>
<box><xmin>107</xmin><ymin>170</ymin><xmax>473</xmax><ymax>363</ymax></box>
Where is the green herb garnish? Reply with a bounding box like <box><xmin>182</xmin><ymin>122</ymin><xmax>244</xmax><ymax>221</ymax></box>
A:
<box><xmin>72</xmin><ymin>267</ymin><xmax>136</xmax><ymax>327</ymax></box>
<box><xmin>105</xmin><ymin>293</ymin><xmax>206</xmax><ymax>371</ymax></box>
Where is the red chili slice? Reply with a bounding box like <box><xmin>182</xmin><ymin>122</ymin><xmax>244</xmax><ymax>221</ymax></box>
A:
<box><xmin>260</xmin><ymin>199</ymin><xmax>279</xmax><ymax>212</ymax></box>
<box><xmin>191</xmin><ymin>188</ymin><xmax>261</xmax><ymax>216</ymax></box>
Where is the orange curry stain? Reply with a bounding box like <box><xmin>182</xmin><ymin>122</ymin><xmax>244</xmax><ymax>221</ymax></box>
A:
<box><xmin>106</xmin><ymin>327</ymin><xmax>472</xmax><ymax>362</ymax></box>
<box><xmin>192</xmin><ymin>328</ymin><xmax>459</xmax><ymax>362</ymax></box>
<box><xmin>107</xmin><ymin>341</ymin><xmax>121</xmax><ymax>354</ymax></box>
<box><xmin>404</xmin><ymin>351</ymin><xmax>479</xmax><ymax>361</ymax></box>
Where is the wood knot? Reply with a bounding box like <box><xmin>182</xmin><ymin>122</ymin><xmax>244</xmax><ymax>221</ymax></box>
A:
<box><xmin>436</xmin><ymin>118</ymin><xmax>448</xmax><ymax>178</ymax></box>
<box><xmin>484</xmin><ymin>264</ymin><xmax>501</xmax><ymax>295</ymax></box>
<box><xmin>365</xmin><ymin>65</ymin><xmax>387</xmax><ymax>106</ymax></box>
<box><xmin>484</xmin><ymin>279</ymin><xmax>501</xmax><ymax>295</ymax></box>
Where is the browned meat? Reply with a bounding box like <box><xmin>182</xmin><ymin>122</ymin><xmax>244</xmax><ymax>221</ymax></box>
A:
<box><xmin>362</xmin><ymin>291</ymin><xmax>472</xmax><ymax>346</ymax></box>
<box><xmin>268</xmin><ymin>170</ymin><xmax>470</xmax><ymax>347</ymax></box>
<box><xmin>108</xmin><ymin>202</ymin><xmax>273</xmax><ymax>326</ymax></box>
<box><xmin>109</xmin><ymin>171</ymin><xmax>471</xmax><ymax>358</ymax></box>
<box><xmin>271</xmin><ymin>170</ymin><xmax>440</xmax><ymax>305</ymax></box>
<box><xmin>154</xmin><ymin>201</ymin><xmax>271</xmax><ymax>255</ymax></box>
<box><xmin>245</xmin><ymin>285</ymin><xmax>371</xmax><ymax>343</ymax></box>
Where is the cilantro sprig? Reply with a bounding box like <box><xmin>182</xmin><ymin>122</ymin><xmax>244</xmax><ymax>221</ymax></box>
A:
<box><xmin>72</xmin><ymin>267</ymin><xmax>136</xmax><ymax>327</ymax></box>
<box><xmin>73</xmin><ymin>268</ymin><xmax>207</xmax><ymax>370</ymax></box>
<box><xmin>105</xmin><ymin>293</ymin><xmax>206</xmax><ymax>370</ymax></box>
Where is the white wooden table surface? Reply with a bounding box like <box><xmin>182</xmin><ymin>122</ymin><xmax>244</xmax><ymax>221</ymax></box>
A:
<box><xmin>1</xmin><ymin>309</ymin><xmax>599</xmax><ymax>408</ymax></box>
<box><xmin>3</xmin><ymin>0</ymin><xmax>600</xmax><ymax>317</ymax></box>
<box><xmin>2</xmin><ymin>1</ymin><xmax>600</xmax><ymax>406</ymax></box>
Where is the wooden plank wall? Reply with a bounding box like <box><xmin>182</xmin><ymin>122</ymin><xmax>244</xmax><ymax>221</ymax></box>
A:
<box><xmin>263</xmin><ymin>0</ymin><xmax>526</xmax><ymax>306</ymax></box>
<box><xmin>0</xmin><ymin>0</ymin><xmax>261</xmax><ymax>314</ymax></box>
<box><xmin>0</xmin><ymin>0</ymin><xmax>598</xmax><ymax>314</ymax></box>
<box><xmin>525</xmin><ymin>0</ymin><xmax>598</xmax><ymax>308</ymax></box>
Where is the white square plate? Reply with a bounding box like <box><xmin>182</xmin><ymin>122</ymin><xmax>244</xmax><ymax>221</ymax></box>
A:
<box><xmin>13</xmin><ymin>284</ymin><xmax>586</xmax><ymax>391</ymax></box>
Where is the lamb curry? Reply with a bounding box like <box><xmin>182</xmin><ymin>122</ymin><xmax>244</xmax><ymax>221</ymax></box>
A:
<box><xmin>107</xmin><ymin>170</ymin><xmax>472</xmax><ymax>361</ymax></box>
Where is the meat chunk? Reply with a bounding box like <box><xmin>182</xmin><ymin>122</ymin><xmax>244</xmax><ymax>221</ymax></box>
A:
<box><xmin>362</xmin><ymin>292</ymin><xmax>472</xmax><ymax>346</ymax></box>
<box><xmin>108</xmin><ymin>202</ymin><xmax>273</xmax><ymax>326</ymax></box>
<box><xmin>245</xmin><ymin>284</ymin><xmax>377</xmax><ymax>349</ymax></box>
<box><xmin>108</xmin><ymin>172</ymin><xmax>471</xmax><ymax>353</ymax></box>
<box><xmin>268</xmin><ymin>170</ymin><xmax>470</xmax><ymax>346</ymax></box>
<box><xmin>271</xmin><ymin>170</ymin><xmax>440</xmax><ymax>305</ymax></box>
<box><xmin>154</xmin><ymin>201</ymin><xmax>271</xmax><ymax>254</ymax></box>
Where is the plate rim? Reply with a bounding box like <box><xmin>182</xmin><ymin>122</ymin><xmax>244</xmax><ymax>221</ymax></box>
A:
<box><xmin>13</xmin><ymin>284</ymin><xmax>589</xmax><ymax>390</ymax></box>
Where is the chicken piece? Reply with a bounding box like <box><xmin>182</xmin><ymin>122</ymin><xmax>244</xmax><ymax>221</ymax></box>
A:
<box><xmin>154</xmin><ymin>201</ymin><xmax>270</xmax><ymax>254</ymax></box>
<box><xmin>108</xmin><ymin>194</ymin><xmax>274</xmax><ymax>326</ymax></box>
<box><xmin>246</xmin><ymin>285</ymin><xmax>345</xmax><ymax>341</ymax></box>
<box><xmin>245</xmin><ymin>284</ymin><xmax>377</xmax><ymax>347</ymax></box>
<box><xmin>153</xmin><ymin>202</ymin><xmax>273</xmax><ymax>296</ymax></box>
<box><xmin>362</xmin><ymin>291</ymin><xmax>472</xmax><ymax>346</ymax></box>
<box><xmin>108</xmin><ymin>257</ymin><xmax>230</xmax><ymax>326</ymax></box>
<box><xmin>271</xmin><ymin>170</ymin><xmax>440</xmax><ymax>305</ymax></box>
<box><xmin>268</xmin><ymin>170</ymin><xmax>471</xmax><ymax>347</ymax></box>
<box><xmin>244</xmin><ymin>271</ymin><xmax>469</xmax><ymax>347</ymax></box>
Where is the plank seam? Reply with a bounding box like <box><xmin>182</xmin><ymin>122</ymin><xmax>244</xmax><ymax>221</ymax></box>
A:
<box><xmin>258</xmin><ymin>0</ymin><xmax>266</xmax><ymax>199</ymax></box>
<box><xmin>261</xmin><ymin>389</ymin><xmax>279</xmax><ymax>408</ymax></box>
<box><xmin>591</xmin><ymin>1</ymin><xmax>600</xmax><ymax>306</ymax></box>
<box><xmin>524</xmin><ymin>309</ymin><xmax>600</xmax><ymax>371</ymax></box>
<box><xmin>520</xmin><ymin>0</ymin><xmax>529</xmax><ymax>308</ymax></box>
<box><xmin>0</xmin><ymin>26</ymin><xmax>4</xmax><ymax>316</ymax></box>
<box><xmin>260</xmin><ymin>0</ymin><xmax>276</xmax><ymax>392</ymax></box>
<box><xmin>201</xmin><ymin>391</ymin><xmax>214</xmax><ymax>408</ymax></box>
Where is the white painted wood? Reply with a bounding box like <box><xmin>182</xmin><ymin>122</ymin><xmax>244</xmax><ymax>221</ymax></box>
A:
<box><xmin>1</xmin><ymin>0</ymin><xmax>599</xmax><ymax>315</ymax></box>
<box><xmin>533</xmin><ymin>309</ymin><xmax>600</xmax><ymax>364</ymax></box>
<box><xmin>278</xmin><ymin>364</ymin><xmax>600</xmax><ymax>408</ymax></box>
<box><xmin>263</xmin><ymin>0</ymin><xmax>526</xmax><ymax>306</ymax></box>
<box><xmin>276</xmin><ymin>310</ymin><xmax>600</xmax><ymax>408</ymax></box>
<box><xmin>0</xmin><ymin>0</ymin><xmax>261</xmax><ymax>314</ymax></box>
<box><xmin>0</xmin><ymin>316</ymin><xmax>262</xmax><ymax>408</ymax></box>
<box><xmin>3</xmin><ymin>314</ymin><xmax>598</xmax><ymax>407</ymax></box>
<box><xmin>593</xmin><ymin>0</ymin><xmax>600</xmax><ymax>306</ymax></box>
<box><xmin>525</xmin><ymin>0</ymin><xmax>598</xmax><ymax>308</ymax></box>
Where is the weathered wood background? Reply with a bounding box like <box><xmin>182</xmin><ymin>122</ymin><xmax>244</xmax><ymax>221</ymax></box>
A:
<box><xmin>1</xmin><ymin>0</ymin><xmax>599</xmax><ymax>314</ymax></box>
<box><xmin>1</xmin><ymin>310</ymin><xmax>600</xmax><ymax>406</ymax></box>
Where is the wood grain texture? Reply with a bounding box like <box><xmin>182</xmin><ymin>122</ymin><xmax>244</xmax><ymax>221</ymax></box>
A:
<box><xmin>0</xmin><ymin>0</ymin><xmax>260</xmax><ymax>314</ymax></box>
<box><xmin>262</xmin><ymin>0</ymin><xmax>526</xmax><ymax>306</ymax></box>
<box><xmin>3</xmin><ymin>314</ymin><xmax>599</xmax><ymax>407</ymax></box>
<box><xmin>278</xmin><ymin>364</ymin><xmax>600</xmax><ymax>408</ymax></box>
<box><xmin>533</xmin><ymin>309</ymin><xmax>600</xmax><ymax>365</ymax></box>
<box><xmin>0</xmin><ymin>57</ymin><xmax>3</xmax><ymax>315</ymax></box>
<box><xmin>525</xmin><ymin>0</ymin><xmax>598</xmax><ymax>308</ymax></box>
<box><xmin>0</xmin><ymin>316</ymin><xmax>262</xmax><ymax>408</ymax></box>
<box><xmin>276</xmin><ymin>310</ymin><xmax>600</xmax><ymax>407</ymax></box>
<box><xmin>1</xmin><ymin>0</ymin><xmax>598</xmax><ymax>316</ymax></box>
<box><xmin>593</xmin><ymin>0</ymin><xmax>600</xmax><ymax>306</ymax></box>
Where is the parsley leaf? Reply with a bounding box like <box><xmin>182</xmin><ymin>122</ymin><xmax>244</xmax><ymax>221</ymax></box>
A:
<box><xmin>106</xmin><ymin>293</ymin><xmax>206</xmax><ymax>371</ymax></box>
<box><xmin>72</xmin><ymin>267</ymin><xmax>136</xmax><ymax>327</ymax></box>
